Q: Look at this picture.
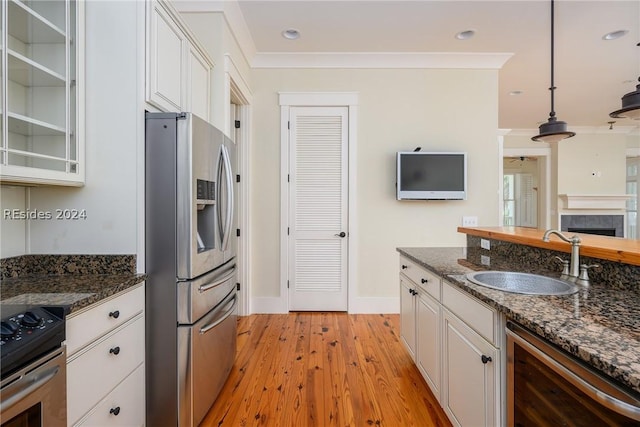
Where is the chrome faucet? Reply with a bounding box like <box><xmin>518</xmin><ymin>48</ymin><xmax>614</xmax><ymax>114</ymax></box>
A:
<box><xmin>542</xmin><ymin>229</ymin><xmax>581</xmax><ymax>278</ymax></box>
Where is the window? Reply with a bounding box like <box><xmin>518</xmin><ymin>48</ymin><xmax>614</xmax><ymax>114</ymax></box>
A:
<box><xmin>503</xmin><ymin>174</ymin><xmax>515</xmax><ymax>226</ymax></box>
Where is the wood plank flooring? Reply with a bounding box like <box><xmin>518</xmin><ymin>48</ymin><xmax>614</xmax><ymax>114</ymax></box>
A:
<box><xmin>200</xmin><ymin>313</ymin><xmax>452</xmax><ymax>427</ymax></box>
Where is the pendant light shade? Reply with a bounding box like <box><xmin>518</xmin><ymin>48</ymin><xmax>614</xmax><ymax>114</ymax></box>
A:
<box><xmin>532</xmin><ymin>115</ymin><xmax>575</xmax><ymax>143</ymax></box>
<box><xmin>532</xmin><ymin>0</ymin><xmax>575</xmax><ymax>142</ymax></box>
<box><xmin>610</xmin><ymin>77</ymin><xmax>640</xmax><ymax>120</ymax></box>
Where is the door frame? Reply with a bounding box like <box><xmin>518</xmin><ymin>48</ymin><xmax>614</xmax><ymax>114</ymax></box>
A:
<box><xmin>502</xmin><ymin>146</ymin><xmax>551</xmax><ymax>230</ymax></box>
<box><xmin>279</xmin><ymin>92</ymin><xmax>358</xmax><ymax>312</ymax></box>
<box><xmin>224</xmin><ymin>54</ymin><xmax>252</xmax><ymax>316</ymax></box>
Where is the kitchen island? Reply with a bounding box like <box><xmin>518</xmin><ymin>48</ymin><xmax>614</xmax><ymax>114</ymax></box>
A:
<box><xmin>397</xmin><ymin>246</ymin><xmax>640</xmax><ymax>394</ymax></box>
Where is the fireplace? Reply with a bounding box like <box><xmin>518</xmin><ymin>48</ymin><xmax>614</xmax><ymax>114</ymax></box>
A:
<box><xmin>561</xmin><ymin>215</ymin><xmax>624</xmax><ymax>238</ymax></box>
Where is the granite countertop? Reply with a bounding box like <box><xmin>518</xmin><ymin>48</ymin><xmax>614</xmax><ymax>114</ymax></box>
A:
<box><xmin>0</xmin><ymin>254</ymin><xmax>146</xmax><ymax>315</ymax></box>
<box><xmin>397</xmin><ymin>247</ymin><xmax>640</xmax><ymax>395</ymax></box>
<box><xmin>0</xmin><ymin>273</ymin><xmax>146</xmax><ymax>314</ymax></box>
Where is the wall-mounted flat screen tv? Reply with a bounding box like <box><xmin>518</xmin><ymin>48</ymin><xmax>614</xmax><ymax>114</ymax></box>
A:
<box><xmin>396</xmin><ymin>151</ymin><xmax>467</xmax><ymax>200</ymax></box>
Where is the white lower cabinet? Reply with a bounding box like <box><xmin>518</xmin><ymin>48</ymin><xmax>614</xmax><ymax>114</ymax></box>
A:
<box><xmin>416</xmin><ymin>291</ymin><xmax>441</xmax><ymax>401</ymax></box>
<box><xmin>66</xmin><ymin>283</ymin><xmax>145</xmax><ymax>426</ymax></box>
<box><xmin>75</xmin><ymin>365</ymin><xmax>145</xmax><ymax>427</ymax></box>
<box><xmin>399</xmin><ymin>256</ymin><xmax>502</xmax><ymax>427</ymax></box>
<box><xmin>442</xmin><ymin>308</ymin><xmax>499</xmax><ymax>427</ymax></box>
<box><xmin>400</xmin><ymin>277</ymin><xmax>417</xmax><ymax>359</ymax></box>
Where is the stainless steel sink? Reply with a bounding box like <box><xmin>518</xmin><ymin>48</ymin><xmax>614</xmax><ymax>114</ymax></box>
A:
<box><xmin>465</xmin><ymin>271</ymin><xmax>578</xmax><ymax>295</ymax></box>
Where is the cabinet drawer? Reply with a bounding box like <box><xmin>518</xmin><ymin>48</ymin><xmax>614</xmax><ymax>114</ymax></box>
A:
<box><xmin>66</xmin><ymin>284</ymin><xmax>144</xmax><ymax>356</ymax></box>
<box><xmin>400</xmin><ymin>256</ymin><xmax>441</xmax><ymax>300</ymax></box>
<box><xmin>67</xmin><ymin>316</ymin><xmax>145</xmax><ymax>425</ymax></box>
<box><xmin>442</xmin><ymin>280</ymin><xmax>498</xmax><ymax>345</ymax></box>
<box><xmin>74</xmin><ymin>364</ymin><xmax>145</xmax><ymax>427</ymax></box>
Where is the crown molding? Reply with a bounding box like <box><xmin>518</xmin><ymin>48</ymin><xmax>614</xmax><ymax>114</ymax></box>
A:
<box><xmin>251</xmin><ymin>52</ymin><xmax>513</xmax><ymax>69</ymax></box>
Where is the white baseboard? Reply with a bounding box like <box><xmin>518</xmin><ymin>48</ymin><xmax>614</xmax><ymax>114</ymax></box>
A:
<box><xmin>250</xmin><ymin>297</ymin><xmax>287</xmax><ymax>314</ymax></box>
<box><xmin>348</xmin><ymin>297</ymin><xmax>399</xmax><ymax>314</ymax></box>
<box><xmin>249</xmin><ymin>296</ymin><xmax>400</xmax><ymax>314</ymax></box>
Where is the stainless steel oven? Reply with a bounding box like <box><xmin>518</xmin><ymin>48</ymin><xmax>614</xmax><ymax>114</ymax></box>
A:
<box><xmin>1</xmin><ymin>305</ymin><xmax>67</xmax><ymax>427</ymax></box>
<box><xmin>1</xmin><ymin>346</ymin><xmax>66</xmax><ymax>427</ymax></box>
<box><xmin>506</xmin><ymin>321</ymin><xmax>640</xmax><ymax>426</ymax></box>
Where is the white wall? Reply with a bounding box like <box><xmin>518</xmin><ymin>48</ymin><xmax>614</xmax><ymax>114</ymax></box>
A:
<box><xmin>557</xmin><ymin>133</ymin><xmax>626</xmax><ymax>197</ymax></box>
<box><xmin>1</xmin><ymin>186</ymin><xmax>27</xmax><ymax>258</ymax></box>
<box><xmin>251</xmin><ymin>68</ymin><xmax>500</xmax><ymax>303</ymax></box>
<box><xmin>2</xmin><ymin>1</ymin><xmax>144</xmax><ymax>257</ymax></box>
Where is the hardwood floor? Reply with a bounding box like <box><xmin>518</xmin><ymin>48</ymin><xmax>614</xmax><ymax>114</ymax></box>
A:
<box><xmin>200</xmin><ymin>313</ymin><xmax>452</xmax><ymax>427</ymax></box>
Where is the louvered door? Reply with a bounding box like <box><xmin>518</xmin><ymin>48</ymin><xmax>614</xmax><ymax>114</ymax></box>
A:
<box><xmin>288</xmin><ymin>107</ymin><xmax>349</xmax><ymax>311</ymax></box>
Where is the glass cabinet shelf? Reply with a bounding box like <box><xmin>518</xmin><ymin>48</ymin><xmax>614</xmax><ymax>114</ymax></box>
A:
<box><xmin>8</xmin><ymin>50</ymin><xmax>66</xmax><ymax>87</ymax></box>
<box><xmin>8</xmin><ymin>113</ymin><xmax>66</xmax><ymax>136</ymax></box>
<box><xmin>8</xmin><ymin>0</ymin><xmax>66</xmax><ymax>45</ymax></box>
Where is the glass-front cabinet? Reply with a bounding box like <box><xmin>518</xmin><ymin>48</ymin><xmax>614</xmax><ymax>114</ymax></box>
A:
<box><xmin>0</xmin><ymin>0</ymin><xmax>83</xmax><ymax>185</ymax></box>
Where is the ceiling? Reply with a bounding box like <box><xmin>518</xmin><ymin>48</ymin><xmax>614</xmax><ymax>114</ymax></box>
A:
<box><xmin>231</xmin><ymin>0</ymin><xmax>640</xmax><ymax>132</ymax></box>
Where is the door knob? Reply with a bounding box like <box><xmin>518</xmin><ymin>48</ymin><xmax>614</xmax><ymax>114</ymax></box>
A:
<box><xmin>335</xmin><ymin>232</ymin><xmax>346</xmax><ymax>238</ymax></box>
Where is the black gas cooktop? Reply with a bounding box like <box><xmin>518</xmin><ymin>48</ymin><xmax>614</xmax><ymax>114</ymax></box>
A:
<box><xmin>0</xmin><ymin>304</ymin><xmax>67</xmax><ymax>377</ymax></box>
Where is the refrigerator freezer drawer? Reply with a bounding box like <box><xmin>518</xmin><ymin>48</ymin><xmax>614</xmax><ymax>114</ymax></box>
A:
<box><xmin>177</xmin><ymin>289</ymin><xmax>237</xmax><ymax>427</ymax></box>
<box><xmin>177</xmin><ymin>262</ymin><xmax>236</xmax><ymax>325</ymax></box>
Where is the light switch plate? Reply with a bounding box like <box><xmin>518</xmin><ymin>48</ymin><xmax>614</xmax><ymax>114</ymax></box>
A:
<box><xmin>480</xmin><ymin>239</ymin><xmax>491</xmax><ymax>250</ymax></box>
<box><xmin>462</xmin><ymin>216</ymin><xmax>478</xmax><ymax>227</ymax></box>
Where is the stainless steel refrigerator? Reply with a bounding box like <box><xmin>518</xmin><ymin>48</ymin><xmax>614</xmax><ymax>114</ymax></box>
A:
<box><xmin>145</xmin><ymin>112</ymin><xmax>237</xmax><ymax>427</ymax></box>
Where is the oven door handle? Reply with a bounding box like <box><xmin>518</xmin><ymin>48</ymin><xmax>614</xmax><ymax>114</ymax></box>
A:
<box><xmin>507</xmin><ymin>328</ymin><xmax>640</xmax><ymax>421</ymax></box>
<box><xmin>198</xmin><ymin>266</ymin><xmax>236</xmax><ymax>293</ymax></box>
<box><xmin>199</xmin><ymin>292</ymin><xmax>237</xmax><ymax>335</ymax></box>
<box><xmin>0</xmin><ymin>365</ymin><xmax>61</xmax><ymax>413</ymax></box>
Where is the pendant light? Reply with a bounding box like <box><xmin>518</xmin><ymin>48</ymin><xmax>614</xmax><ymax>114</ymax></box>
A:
<box><xmin>532</xmin><ymin>0</ymin><xmax>575</xmax><ymax>143</ymax></box>
<box><xmin>610</xmin><ymin>43</ymin><xmax>640</xmax><ymax>120</ymax></box>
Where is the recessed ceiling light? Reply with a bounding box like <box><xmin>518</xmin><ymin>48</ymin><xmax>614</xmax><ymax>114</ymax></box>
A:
<box><xmin>509</xmin><ymin>90</ymin><xmax>524</xmax><ymax>96</ymax></box>
<box><xmin>282</xmin><ymin>29</ymin><xmax>300</xmax><ymax>40</ymax></box>
<box><xmin>455</xmin><ymin>30</ymin><xmax>475</xmax><ymax>40</ymax></box>
<box><xmin>603</xmin><ymin>30</ymin><xmax>628</xmax><ymax>40</ymax></box>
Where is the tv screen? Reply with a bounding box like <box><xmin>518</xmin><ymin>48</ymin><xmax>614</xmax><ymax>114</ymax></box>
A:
<box><xmin>396</xmin><ymin>151</ymin><xmax>467</xmax><ymax>200</ymax></box>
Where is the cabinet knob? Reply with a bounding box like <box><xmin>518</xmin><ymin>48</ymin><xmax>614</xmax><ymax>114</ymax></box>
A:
<box><xmin>110</xmin><ymin>407</ymin><xmax>121</xmax><ymax>416</ymax></box>
<box><xmin>481</xmin><ymin>355</ymin><xmax>492</xmax><ymax>364</ymax></box>
<box><xmin>401</xmin><ymin>265</ymin><xmax>408</xmax><ymax>269</ymax></box>
<box><xmin>421</xmin><ymin>278</ymin><xmax>428</xmax><ymax>284</ymax></box>
<box><xmin>109</xmin><ymin>346</ymin><xmax>121</xmax><ymax>356</ymax></box>
<box><xmin>109</xmin><ymin>310</ymin><xmax>120</xmax><ymax>319</ymax></box>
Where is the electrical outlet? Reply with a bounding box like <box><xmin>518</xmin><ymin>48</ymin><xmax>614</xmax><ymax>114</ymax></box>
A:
<box><xmin>480</xmin><ymin>239</ymin><xmax>491</xmax><ymax>250</ymax></box>
<box><xmin>481</xmin><ymin>255</ymin><xmax>491</xmax><ymax>266</ymax></box>
<box><xmin>462</xmin><ymin>216</ymin><xmax>478</xmax><ymax>227</ymax></box>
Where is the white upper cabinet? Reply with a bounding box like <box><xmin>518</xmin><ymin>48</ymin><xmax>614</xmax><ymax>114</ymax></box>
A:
<box><xmin>146</xmin><ymin>0</ymin><xmax>213</xmax><ymax>122</ymax></box>
<box><xmin>0</xmin><ymin>0</ymin><xmax>85</xmax><ymax>185</ymax></box>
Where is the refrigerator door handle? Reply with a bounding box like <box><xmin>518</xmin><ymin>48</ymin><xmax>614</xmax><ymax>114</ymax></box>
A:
<box><xmin>220</xmin><ymin>145</ymin><xmax>234</xmax><ymax>251</ymax></box>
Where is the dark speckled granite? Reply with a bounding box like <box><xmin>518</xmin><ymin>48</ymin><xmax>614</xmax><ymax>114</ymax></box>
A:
<box><xmin>0</xmin><ymin>255</ymin><xmax>145</xmax><ymax>314</ymax></box>
<box><xmin>397</xmin><ymin>246</ymin><xmax>640</xmax><ymax>395</ymax></box>
<box><xmin>466</xmin><ymin>235</ymin><xmax>640</xmax><ymax>290</ymax></box>
<box><xmin>0</xmin><ymin>254</ymin><xmax>136</xmax><ymax>279</ymax></box>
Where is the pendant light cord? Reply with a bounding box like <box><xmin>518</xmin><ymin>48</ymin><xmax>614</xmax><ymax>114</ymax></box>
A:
<box><xmin>549</xmin><ymin>0</ymin><xmax>556</xmax><ymax>119</ymax></box>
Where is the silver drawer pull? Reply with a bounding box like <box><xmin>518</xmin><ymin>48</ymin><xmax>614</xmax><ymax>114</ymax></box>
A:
<box><xmin>199</xmin><ymin>294</ymin><xmax>237</xmax><ymax>335</ymax></box>
<box><xmin>198</xmin><ymin>267</ymin><xmax>236</xmax><ymax>293</ymax></box>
